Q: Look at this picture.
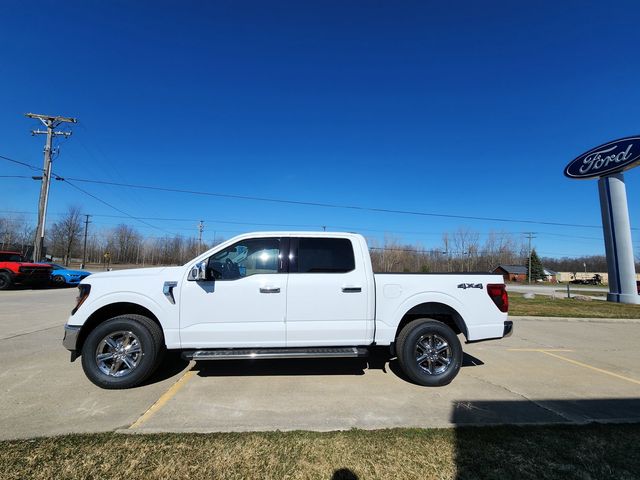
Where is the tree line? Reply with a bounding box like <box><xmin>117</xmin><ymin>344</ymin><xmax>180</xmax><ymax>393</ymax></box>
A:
<box><xmin>1</xmin><ymin>207</ymin><xmax>638</xmax><ymax>272</ymax></box>
<box><xmin>0</xmin><ymin>208</ymin><xmax>216</xmax><ymax>267</ymax></box>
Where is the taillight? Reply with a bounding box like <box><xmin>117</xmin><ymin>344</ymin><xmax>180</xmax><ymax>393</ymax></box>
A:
<box><xmin>487</xmin><ymin>283</ymin><xmax>508</xmax><ymax>312</ymax></box>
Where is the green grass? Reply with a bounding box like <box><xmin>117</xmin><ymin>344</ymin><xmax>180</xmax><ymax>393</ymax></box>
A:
<box><xmin>509</xmin><ymin>293</ymin><xmax>640</xmax><ymax>318</ymax></box>
<box><xmin>1</xmin><ymin>424</ymin><xmax>639</xmax><ymax>479</ymax></box>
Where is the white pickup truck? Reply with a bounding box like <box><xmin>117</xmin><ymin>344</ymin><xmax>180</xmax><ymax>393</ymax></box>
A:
<box><xmin>63</xmin><ymin>232</ymin><xmax>511</xmax><ymax>389</ymax></box>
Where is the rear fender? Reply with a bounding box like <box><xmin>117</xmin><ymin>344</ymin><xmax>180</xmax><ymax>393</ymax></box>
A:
<box><xmin>376</xmin><ymin>292</ymin><xmax>469</xmax><ymax>345</ymax></box>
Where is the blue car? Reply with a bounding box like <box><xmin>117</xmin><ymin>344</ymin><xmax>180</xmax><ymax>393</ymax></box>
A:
<box><xmin>49</xmin><ymin>263</ymin><xmax>91</xmax><ymax>286</ymax></box>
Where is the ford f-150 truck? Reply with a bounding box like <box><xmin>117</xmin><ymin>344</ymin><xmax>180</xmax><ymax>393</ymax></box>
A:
<box><xmin>0</xmin><ymin>251</ymin><xmax>53</xmax><ymax>290</ymax></box>
<box><xmin>63</xmin><ymin>232</ymin><xmax>511</xmax><ymax>389</ymax></box>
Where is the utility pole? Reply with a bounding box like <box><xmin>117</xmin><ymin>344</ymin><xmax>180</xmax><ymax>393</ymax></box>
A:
<box><xmin>524</xmin><ymin>232</ymin><xmax>537</xmax><ymax>284</ymax></box>
<box><xmin>81</xmin><ymin>214</ymin><xmax>91</xmax><ymax>268</ymax></box>
<box><xmin>198</xmin><ymin>220</ymin><xmax>204</xmax><ymax>254</ymax></box>
<box><xmin>26</xmin><ymin>113</ymin><xmax>77</xmax><ymax>261</ymax></box>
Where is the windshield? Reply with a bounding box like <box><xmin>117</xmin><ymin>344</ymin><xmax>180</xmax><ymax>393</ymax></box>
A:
<box><xmin>0</xmin><ymin>252</ymin><xmax>24</xmax><ymax>262</ymax></box>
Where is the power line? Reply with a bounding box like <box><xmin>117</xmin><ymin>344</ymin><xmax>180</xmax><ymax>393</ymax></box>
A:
<box><xmin>0</xmin><ymin>152</ymin><xmax>635</xmax><ymax>231</ymax></box>
<box><xmin>63</xmin><ymin>176</ymin><xmax>609</xmax><ymax>230</ymax></box>
<box><xmin>0</xmin><ymin>208</ymin><xmax>612</xmax><ymax>243</ymax></box>
<box><xmin>61</xmin><ymin>179</ymin><xmax>172</xmax><ymax>235</ymax></box>
<box><xmin>0</xmin><ymin>152</ymin><xmax>173</xmax><ymax>235</ymax></box>
<box><xmin>0</xmin><ymin>154</ymin><xmax>42</xmax><ymax>172</ymax></box>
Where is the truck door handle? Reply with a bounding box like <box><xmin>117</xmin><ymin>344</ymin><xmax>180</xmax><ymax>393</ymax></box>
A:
<box><xmin>260</xmin><ymin>287</ymin><xmax>281</xmax><ymax>294</ymax></box>
<box><xmin>342</xmin><ymin>287</ymin><xmax>362</xmax><ymax>293</ymax></box>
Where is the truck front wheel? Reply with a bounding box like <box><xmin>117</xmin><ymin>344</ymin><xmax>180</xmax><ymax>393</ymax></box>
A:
<box><xmin>81</xmin><ymin>314</ymin><xmax>164</xmax><ymax>389</ymax></box>
<box><xmin>396</xmin><ymin>318</ymin><xmax>462</xmax><ymax>387</ymax></box>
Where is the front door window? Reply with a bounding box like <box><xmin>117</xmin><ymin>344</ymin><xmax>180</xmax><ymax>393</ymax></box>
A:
<box><xmin>207</xmin><ymin>238</ymin><xmax>281</xmax><ymax>280</ymax></box>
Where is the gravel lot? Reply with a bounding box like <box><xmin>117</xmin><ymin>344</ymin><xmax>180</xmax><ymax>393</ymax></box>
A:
<box><xmin>1</xmin><ymin>288</ymin><xmax>639</xmax><ymax>440</ymax></box>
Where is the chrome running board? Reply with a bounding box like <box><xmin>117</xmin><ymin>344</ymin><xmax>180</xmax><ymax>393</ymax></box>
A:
<box><xmin>182</xmin><ymin>347</ymin><xmax>369</xmax><ymax>361</ymax></box>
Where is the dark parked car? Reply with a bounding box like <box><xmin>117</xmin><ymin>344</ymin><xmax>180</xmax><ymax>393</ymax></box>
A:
<box><xmin>0</xmin><ymin>251</ymin><xmax>52</xmax><ymax>290</ymax></box>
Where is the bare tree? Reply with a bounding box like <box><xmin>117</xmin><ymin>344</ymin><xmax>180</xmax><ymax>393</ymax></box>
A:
<box><xmin>451</xmin><ymin>228</ymin><xmax>480</xmax><ymax>272</ymax></box>
<box><xmin>481</xmin><ymin>231</ymin><xmax>520</xmax><ymax>270</ymax></box>
<box><xmin>0</xmin><ymin>215</ymin><xmax>34</xmax><ymax>255</ymax></box>
<box><xmin>49</xmin><ymin>206</ymin><xmax>83</xmax><ymax>265</ymax></box>
<box><xmin>107</xmin><ymin>225</ymin><xmax>142</xmax><ymax>264</ymax></box>
<box><xmin>441</xmin><ymin>233</ymin><xmax>451</xmax><ymax>272</ymax></box>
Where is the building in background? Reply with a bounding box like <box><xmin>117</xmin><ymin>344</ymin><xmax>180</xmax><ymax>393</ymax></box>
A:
<box><xmin>493</xmin><ymin>265</ymin><xmax>528</xmax><ymax>282</ymax></box>
<box><xmin>543</xmin><ymin>268</ymin><xmax>558</xmax><ymax>283</ymax></box>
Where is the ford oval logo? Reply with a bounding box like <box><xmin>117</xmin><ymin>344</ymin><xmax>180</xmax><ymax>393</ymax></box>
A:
<box><xmin>565</xmin><ymin>136</ymin><xmax>640</xmax><ymax>179</ymax></box>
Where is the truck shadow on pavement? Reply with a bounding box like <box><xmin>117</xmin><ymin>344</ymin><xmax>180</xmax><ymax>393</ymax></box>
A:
<box><xmin>386</xmin><ymin>351</ymin><xmax>484</xmax><ymax>384</ymax></box>
<box><xmin>140</xmin><ymin>351</ymin><xmax>191</xmax><ymax>386</ymax></box>
<box><xmin>193</xmin><ymin>357</ymin><xmax>369</xmax><ymax>377</ymax></box>
<box><xmin>186</xmin><ymin>348</ymin><xmax>484</xmax><ymax>383</ymax></box>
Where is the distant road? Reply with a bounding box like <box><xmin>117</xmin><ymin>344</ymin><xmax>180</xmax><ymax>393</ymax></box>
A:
<box><xmin>507</xmin><ymin>284</ymin><xmax>607</xmax><ymax>300</ymax></box>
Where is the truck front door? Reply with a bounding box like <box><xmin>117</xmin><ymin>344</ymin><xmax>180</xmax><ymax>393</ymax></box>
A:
<box><xmin>179</xmin><ymin>237</ymin><xmax>287</xmax><ymax>348</ymax></box>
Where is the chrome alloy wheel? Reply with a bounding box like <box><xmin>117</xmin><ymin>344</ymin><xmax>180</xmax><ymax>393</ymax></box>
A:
<box><xmin>415</xmin><ymin>334</ymin><xmax>451</xmax><ymax>375</ymax></box>
<box><xmin>95</xmin><ymin>330</ymin><xmax>143</xmax><ymax>377</ymax></box>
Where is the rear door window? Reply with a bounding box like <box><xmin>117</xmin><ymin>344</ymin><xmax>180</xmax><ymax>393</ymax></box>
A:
<box><xmin>296</xmin><ymin>238</ymin><xmax>355</xmax><ymax>273</ymax></box>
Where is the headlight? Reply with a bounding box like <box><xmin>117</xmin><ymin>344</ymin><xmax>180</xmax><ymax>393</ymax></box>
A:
<box><xmin>72</xmin><ymin>284</ymin><xmax>91</xmax><ymax>315</ymax></box>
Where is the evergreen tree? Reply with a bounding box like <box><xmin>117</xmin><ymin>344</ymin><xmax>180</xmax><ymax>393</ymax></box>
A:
<box><xmin>526</xmin><ymin>248</ymin><xmax>546</xmax><ymax>281</ymax></box>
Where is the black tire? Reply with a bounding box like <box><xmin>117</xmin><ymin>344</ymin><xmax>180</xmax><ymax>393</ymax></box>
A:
<box><xmin>81</xmin><ymin>314</ymin><xmax>164</xmax><ymax>389</ymax></box>
<box><xmin>0</xmin><ymin>272</ymin><xmax>12</xmax><ymax>290</ymax></box>
<box><xmin>396</xmin><ymin>318</ymin><xmax>462</xmax><ymax>387</ymax></box>
<box><xmin>52</xmin><ymin>275</ymin><xmax>66</xmax><ymax>286</ymax></box>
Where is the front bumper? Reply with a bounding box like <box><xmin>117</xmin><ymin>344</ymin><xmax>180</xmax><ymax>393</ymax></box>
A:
<box><xmin>503</xmin><ymin>320</ymin><xmax>513</xmax><ymax>338</ymax></box>
<box><xmin>63</xmin><ymin>324</ymin><xmax>81</xmax><ymax>351</ymax></box>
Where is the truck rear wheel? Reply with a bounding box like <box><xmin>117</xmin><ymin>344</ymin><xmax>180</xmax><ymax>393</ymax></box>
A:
<box><xmin>396</xmin><ymin>318</ymin><xmax>462</xmax><ymax>386</ymax></box>
<box><xmin>81</xmin><ymin>314</ymin><xmax>164</xmax><ymax>389</ymax></box>
<box><xmin>0</xmin><ymin>272</ymin><xmax>12</xmax><ymax>290</ymax></box>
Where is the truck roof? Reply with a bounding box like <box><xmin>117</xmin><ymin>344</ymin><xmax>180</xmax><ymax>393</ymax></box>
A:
<box><xmin>225</xmin><ymin>231</ymin><xmax>364</xmax><ymax>238</ymax></box>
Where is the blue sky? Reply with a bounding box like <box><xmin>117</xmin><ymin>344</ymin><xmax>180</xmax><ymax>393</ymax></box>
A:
<box><xmin>1</xmin><ymin>0</ymin><xmax>639</xmax><ymax>258</ymax></box>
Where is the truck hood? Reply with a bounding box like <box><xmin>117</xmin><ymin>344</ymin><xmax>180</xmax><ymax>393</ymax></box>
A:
<box><xmin>84</xmin><ymin>266</ymin><xmax>183</xmax><ymax>281</ymax></box>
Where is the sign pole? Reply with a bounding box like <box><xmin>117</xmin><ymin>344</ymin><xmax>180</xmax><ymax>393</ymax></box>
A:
<box><xmin>597</xmin><ymin>173</ymin><xmax>639</xmax><ymax>304</ymax></box>
<box><xmin>565</xmin><ymin>135</ymin><xmax>640</xmax><ymax>304</ymax></box>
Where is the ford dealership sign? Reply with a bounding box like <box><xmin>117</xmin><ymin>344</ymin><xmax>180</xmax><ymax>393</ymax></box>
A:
<box><xmin>565</xmin><ymin>136</ymin><xmax>640</xmax><ymax>179</ymax></box>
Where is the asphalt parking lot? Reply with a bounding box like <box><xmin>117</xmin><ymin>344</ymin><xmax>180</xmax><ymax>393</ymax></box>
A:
<box><xmin>1</xmin><ymin>288</ymin><xmax>639</xmax><ymax>441</ymax></box>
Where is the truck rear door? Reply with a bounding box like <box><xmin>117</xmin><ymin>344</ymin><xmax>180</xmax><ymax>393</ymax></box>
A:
<box><xmin>285</xmin><ymin>236</ymin><xmax>371</xmax><ymax>346</ymax></box>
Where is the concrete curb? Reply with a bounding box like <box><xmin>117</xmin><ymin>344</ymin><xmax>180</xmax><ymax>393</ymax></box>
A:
<box><xmin>511</xmin><ymin>315</ymin><xmax>640</xmax><ymax>324</ymax></box>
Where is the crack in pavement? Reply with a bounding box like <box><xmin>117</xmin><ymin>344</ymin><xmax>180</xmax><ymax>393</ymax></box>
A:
<box><xmin>465</xmin><ymin>372</ymin><xmax>577</xmax><ymax>423</ymax></box>
<box><xmin>0</xmin><ymin>325</ymin><xmax>61</xmax><ymax>341</ymax></box>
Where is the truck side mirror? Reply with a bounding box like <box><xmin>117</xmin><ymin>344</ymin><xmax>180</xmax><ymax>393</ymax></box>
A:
<box><xmin>187</xmin><ymin>260</ymin><xmax>208</xmax><ymax>281</ymax></box>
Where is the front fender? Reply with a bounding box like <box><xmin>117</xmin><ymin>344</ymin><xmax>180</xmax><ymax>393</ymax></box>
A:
<box><xmin>69</xmin><ymin>291</ymin><xmax>166</xmax><ymax>327</ymax></box>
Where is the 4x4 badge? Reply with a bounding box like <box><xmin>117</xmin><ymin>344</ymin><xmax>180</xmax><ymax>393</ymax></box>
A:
<box><xmin>457</xmin><ymin>283</ymin><xmax>483</xmax><ymax>289</ymax></box>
